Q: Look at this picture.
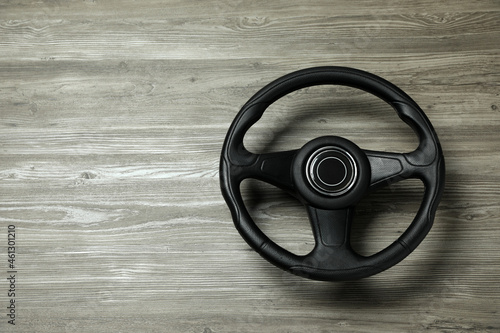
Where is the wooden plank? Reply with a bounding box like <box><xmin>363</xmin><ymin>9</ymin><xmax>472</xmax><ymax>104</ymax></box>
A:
<box><xmin>0</xmin><ymin>0</ymin><xmax>499</xmax><ymax>332</ymax></box>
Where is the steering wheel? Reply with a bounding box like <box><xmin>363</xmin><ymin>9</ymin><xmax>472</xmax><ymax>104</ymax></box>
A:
<box><xmin>220</xmin><ymin>67</ymin><xmax>445</xmax><ymax>281</ymax></box>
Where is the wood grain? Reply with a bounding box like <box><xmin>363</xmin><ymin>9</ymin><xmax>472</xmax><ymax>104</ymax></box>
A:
<box><xmin>1</xmin><ymin>1</ymin><xmax>499</xmax><ymax>332</ymax></box>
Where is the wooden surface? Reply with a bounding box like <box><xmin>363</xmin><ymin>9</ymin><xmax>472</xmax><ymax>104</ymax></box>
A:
<box><xmin>1</xmin><ymin>1</ymin><xmax>499</xmax><ymax>332</ymax></box>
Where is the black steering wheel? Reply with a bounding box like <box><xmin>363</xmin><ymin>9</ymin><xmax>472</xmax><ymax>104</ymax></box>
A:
<box><xmin>220</xmin><ymin>67</ymin><xmax>445</xmax><ymax>281</ymax></box>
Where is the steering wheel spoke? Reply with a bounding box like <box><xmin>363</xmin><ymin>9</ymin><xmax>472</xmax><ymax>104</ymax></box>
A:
<box><xmin>364</xmin><ymin>149</ymin><xmax>429</xmax><ymax>190</ymax></box>
<box><xmin>241</xmin><ymin>150</ymin><xmax>298</xmax><ymax>194</ymax></box>
<box><xmin>306</xmin><ymin>205</ymin><xmax>353</xmax><ymax>249</ymax></box>
<box><xmin>304</xmin><ymin>205</ymin><xmax>361</xmax><ymax>270</ymax></box>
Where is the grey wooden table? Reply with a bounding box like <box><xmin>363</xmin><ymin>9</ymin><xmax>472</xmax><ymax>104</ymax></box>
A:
<box><xmin>1</xmin><ymin>1</ymin><xmax>499</xmax><ymax>332</ymax></box>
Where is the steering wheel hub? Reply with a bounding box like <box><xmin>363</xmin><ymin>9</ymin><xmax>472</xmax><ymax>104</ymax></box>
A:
<box><xmin>292</xmin><ymin>136</ymin><xmax>371</xmax><ymax>210</ymax></box>
<box><xmin>306</xmin><ymin>146</ymin><xmax>357</xmax><ymax>197</ymax></box>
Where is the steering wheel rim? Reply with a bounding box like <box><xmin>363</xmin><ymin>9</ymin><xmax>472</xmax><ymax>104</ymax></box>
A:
<box><xmin>220</xmin><ymin>66</ymin><xmax>445</xmax><ymax>281</ymax></box>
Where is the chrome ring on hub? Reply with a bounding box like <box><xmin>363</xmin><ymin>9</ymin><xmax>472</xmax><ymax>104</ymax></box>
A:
<box><xmin>305</xmin><ymin>146</ymin><xmax>357</xmax><ymax>197</ymax></box>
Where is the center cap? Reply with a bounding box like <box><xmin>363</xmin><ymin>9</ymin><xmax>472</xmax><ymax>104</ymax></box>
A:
<box><xmin>306</xmin><ymin>146</ymin><xmax>357</xmax><ymax>196</ymax></box>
